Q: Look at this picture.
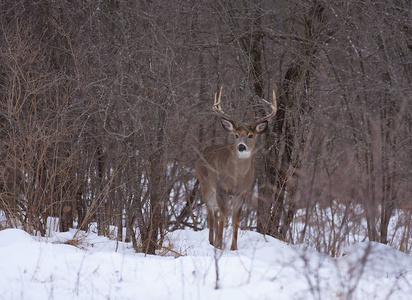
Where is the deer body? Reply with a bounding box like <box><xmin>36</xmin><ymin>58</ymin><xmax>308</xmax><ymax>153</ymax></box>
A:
<box><xmin>196</xmin><ymin>144</ymin><xmax>254</xmax><ymax>250</ymax></box>
<box><xmin>195</xmin><ymin>88</ymin><xmax>276</xmax><ymax>250</ymax></box>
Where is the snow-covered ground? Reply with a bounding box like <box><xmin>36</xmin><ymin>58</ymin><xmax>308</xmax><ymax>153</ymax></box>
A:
<box><xmin>1</xmin><ymin>227</ymin><xmax>411</xmax><ymax>300</ymax></box>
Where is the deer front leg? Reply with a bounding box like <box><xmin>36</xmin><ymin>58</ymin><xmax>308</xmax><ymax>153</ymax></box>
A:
<box><xmin>203</xmin><ymin>190</ymin><xmax>217</xmax><ymax>246</ymax></box>
<box><xmin>215</xmin><ymin>185</ymin><xmax>228</xmax><ymax>249</ymax></box>
<box><xmin>216</xmin><ymin>209</ymin><xmax>226</xmax><ymax>249</ymax></box>
<box><xmin>230</xmin><ymin>196</ymin><xmax>245</xmax><ymax>251</ymax></box>
<box><xmin>230</xmin><ymin>209</ymin><xmax>241</xmax><ymax>250</ymax></box>
<box><xmin>206</xmin><ymin>207</ymin><xmax>215</xmax><ymax>246</ymax></box>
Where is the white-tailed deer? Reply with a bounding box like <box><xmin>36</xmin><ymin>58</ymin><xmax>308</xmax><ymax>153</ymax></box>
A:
<box><xmin>195</xmin><ymin>87</ymin><xmax>277</xmax><ymax>250</ymax></box>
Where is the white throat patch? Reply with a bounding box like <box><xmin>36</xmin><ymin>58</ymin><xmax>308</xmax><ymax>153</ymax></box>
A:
<box><xmin>238</xmin><ymin>151</ymin><xmax>251</xmax><ymax>159</ymax></box>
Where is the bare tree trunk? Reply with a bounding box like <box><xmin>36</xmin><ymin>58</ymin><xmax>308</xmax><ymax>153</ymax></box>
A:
<box><xmin>96</xmin><ymin>144</ymin><xmax>108</xmax><ymax>236</ymax></box>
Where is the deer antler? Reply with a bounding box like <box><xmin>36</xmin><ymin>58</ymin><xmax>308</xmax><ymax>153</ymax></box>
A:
<box><xmin>252</xmin><ymin>90</ymin><xmax>277</xmax><ymax>127</ymax></box>
<box><xmin>213</xmin><ymin>86</ymin><xmax>223</xmax><ymax>113</ymax></box>
<box><xmin>213</xmin><ymin>87</ymin><xmax>277</xmax><ymax>125</ymax></box>
<box><xmin>213</xmin><ymin>86</ymin><xmax>234</xmax><ymax>120</ymax></box>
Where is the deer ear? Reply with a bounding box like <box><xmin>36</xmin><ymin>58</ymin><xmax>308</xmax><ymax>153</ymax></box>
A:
<box><xmin>254</xmin><ymin>121</ymin><xmax>268</xmax><ymax>134</ymax></box>
<box><xmin>220</xmin><ymin>118</ymin><xmax>234</xmax><ymax>132</ymax></box>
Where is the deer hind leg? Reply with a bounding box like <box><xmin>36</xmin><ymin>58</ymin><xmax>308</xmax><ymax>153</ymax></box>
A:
<box><xmin>214</xmin><ymin>209</ymin><xmax>221</xmax><ymax>248</ymax></box>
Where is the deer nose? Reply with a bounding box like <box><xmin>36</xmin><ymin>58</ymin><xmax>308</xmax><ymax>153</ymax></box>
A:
<box><xmin>238</xmin><ymin>144</ymin><xmax>246</xmax><ymax>152</ymax></box>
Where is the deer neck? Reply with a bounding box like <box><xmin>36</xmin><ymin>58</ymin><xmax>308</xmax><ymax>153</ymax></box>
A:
<box><xmin>228</xmin><ymin>148</ymin><xmax>253</xmax><ymax>174</ymax></box>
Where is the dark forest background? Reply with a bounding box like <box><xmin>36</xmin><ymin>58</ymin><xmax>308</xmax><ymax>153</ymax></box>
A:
<box><xmin>1</xmin><ymin>0</ymin><xmax>411</xmax><ymax>255</ymax></box>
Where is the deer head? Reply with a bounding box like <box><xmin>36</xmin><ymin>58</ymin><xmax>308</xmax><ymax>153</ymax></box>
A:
<box><xmin>195</xmin><ymin>87</ymin><xmax>277</xmax><ymax>250</ymax></box>
<box><xmin>213</xmin><ymin>87</ymin><xmax>277</xmax><ymax>159</ymax></box>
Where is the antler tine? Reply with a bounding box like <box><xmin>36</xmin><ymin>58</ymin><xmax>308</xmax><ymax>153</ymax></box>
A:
<box><xmin>253</xmin><ymin>90</ymin><xmax>277</xmax><ymax>126</ymax></box>
<box><xmin>213</xmin><ymin>86</ymin><xmax>223</xmax><ymax>113</ymax></box>
<box><xmin>212</xmin><ymin>86</ymin><xmax>234</xmax><ymax>120</ymax></box>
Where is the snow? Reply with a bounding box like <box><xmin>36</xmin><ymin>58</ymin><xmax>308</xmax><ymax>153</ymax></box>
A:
<box><xmin>0</xmin><ymin>228</ymin><xmax>411</xmax><ymax>300</ymax></box>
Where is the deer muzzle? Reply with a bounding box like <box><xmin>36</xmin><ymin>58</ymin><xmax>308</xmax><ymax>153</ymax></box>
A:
<box><xmin>237</xmin><ymin>143</ymin><xmax>251</xmax><ymax>158</ymax></box>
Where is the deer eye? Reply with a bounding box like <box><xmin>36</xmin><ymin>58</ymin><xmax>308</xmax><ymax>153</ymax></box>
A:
<box><xmin>235</xmin><ymin>134</ymin><xmax>239</xmax><ymax>138</ymax></box>
<box><xmin>248</xmin><ymin>134</ymin><xmax>254</xmax><ymax>139</ymax></box>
